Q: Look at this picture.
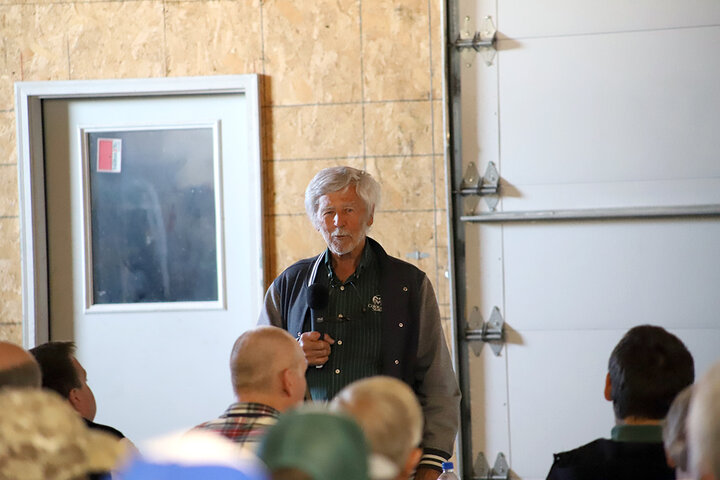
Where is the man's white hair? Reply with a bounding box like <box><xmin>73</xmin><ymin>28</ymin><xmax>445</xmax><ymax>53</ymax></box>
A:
<box><xmin>688</xmin><ymin>360</ymin><xmax>720</xmax><ymax>480</ymax></box>
<box><xmin>329</xmin><ymin>376</ymin><xmax>422</xmax><ymax>478</ymax></box>
<box><xmin>304</xmin><ymin>166</ymin><xmax>381</xmax><ymax>227</ymax></box>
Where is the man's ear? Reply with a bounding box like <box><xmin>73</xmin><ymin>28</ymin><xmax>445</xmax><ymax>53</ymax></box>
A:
<box><xmin>280</xmin><ymin>368</ymin><xmax>293</xmax><ymax>397</ymax></box>
<box><xmin>67</xmin><ymin>388</ymin><xmax>82</xmax><ymax>413</ymax></box>
<box><xmin>366</xmin><ymin>208</ymin><xmax>374</xmax><ymax>227</ymax></box>
<box><xmin>604</xmin><ymin>373</ymin><xmax>612</xmax><ymax>402</ymax></box>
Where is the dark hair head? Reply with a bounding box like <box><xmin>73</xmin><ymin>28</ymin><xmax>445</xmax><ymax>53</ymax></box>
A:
<box><xmin>29</xmin><ymin>342</ymin><xmax>80</xmax><ymax>398</ymax></box>
<box><xmin>608</xmin><ymin>325</ymin><xmax>694</xmax><ymax>420</ymax></box>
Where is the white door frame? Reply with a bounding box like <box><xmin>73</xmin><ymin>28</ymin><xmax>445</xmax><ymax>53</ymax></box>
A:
<box><xmin>15</xmin><ymin>75</ymin><xmax>264</xmax><ymax>348</ymax></box>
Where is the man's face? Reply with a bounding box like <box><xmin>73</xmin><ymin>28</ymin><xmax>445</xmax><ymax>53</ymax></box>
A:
<box><xmin>315</xmin><ymin>185</ymin><xmax>373</xmax><ymax>257</ymax></box>
<box><xmin>69</xmin><ymin>356</ymin><xmax>97</xmax><ymax>421</ymax></box>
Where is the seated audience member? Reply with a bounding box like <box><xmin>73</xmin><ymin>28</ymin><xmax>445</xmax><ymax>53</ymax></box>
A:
<box><xmin>0</xmin><ymin>388</ymin><xmax>124</xmax><ymax>480</ymax></box>
<box><xmin>663</xmin><ymin>386</ymin><xmax>693</xmax><ymax>480</ymax></box>
<box><xmin>546</xmin><ymin>325</ymin><xmax>694</xmax><ymax>480</ymax></box>
<box><xmin>194</xmin><ymin>326</ymin><xmax>307</xmax><ymax>451</ymax></box>
<box><xmin>119</xmin><ymin>430</ymin><xmax>268</xmax><ymax>480</ymax></box>
<box><xmin>0</xmin><ymin>340</ymin><xmax>41</xmax><ymax>389</ymax></box>
<box><xmin>688</xmin><ymin>360</ymin><xmax>720</xmax><ymax>480</ymax></box>
<box><xmin>258</xmin><ymin>408</ymin><xmax>370</xmax><ymax>480</ymax></box>
<box><xmin>330</xmin><ymin>376</ymin><xmax>423</xmax><ymax>480</ymax></box>
<box><xmin>30</xmin><ymin>341</ymin><xmax>126</xmax><ymax>440</ymax></box>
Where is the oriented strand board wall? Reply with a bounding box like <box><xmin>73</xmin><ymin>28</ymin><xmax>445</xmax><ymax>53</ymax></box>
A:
<box><xmin>0</xmin><ymin>0</ymin><xmax>450</xmax><ymax>345</ymax></box>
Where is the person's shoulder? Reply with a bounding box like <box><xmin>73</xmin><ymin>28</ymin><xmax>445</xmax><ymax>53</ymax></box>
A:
<box><xmin>84</xmin><ymin>418</ymin><xmax>125</xmax><ymax>439</ymax></box>
<box><xmin>550</xmin><ymin>438</ymin><xmax>610</xmax><ymax>468</ymax></box>
<box><xmin>274</xmin><ymin>255</ymin><xmax>321</xmax><ymax>282</ymax></box>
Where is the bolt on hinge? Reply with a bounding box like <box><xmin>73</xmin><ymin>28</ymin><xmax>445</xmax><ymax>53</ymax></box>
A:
<box><xmin>457</xmin><ymin>162</ymin><xmax>500</xmax><ymax>210</ymax></box>
<box><xmin>464</xmin><ymin>306</ymin><xmax>505</xmax><ymax>356</ymax></box>
<box><xmin>454</xmin><ymin>16</ymin><xmax>497</xmax><ymax>51</ymax></box>
<box><xmin>474</xmin><ymin>452</ymin><xmax>510</xmax><ymax>480</ymax></box>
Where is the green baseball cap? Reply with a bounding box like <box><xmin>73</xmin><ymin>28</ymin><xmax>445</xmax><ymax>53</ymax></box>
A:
<box><xmin>258</xmin><ymin>409</ymin><xmax>369</xmax><ymax>480</ymax></box>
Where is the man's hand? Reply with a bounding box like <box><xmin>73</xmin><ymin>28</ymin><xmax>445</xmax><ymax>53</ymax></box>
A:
<box><xmin>414</xmin><ymin>466</ymin><xmax>441</xmax><ymax>480</ymax></box>
<box><xmin>299</xmin><ymin>331</ymin><xmax>335</xmax><ymax>366</ymax></box>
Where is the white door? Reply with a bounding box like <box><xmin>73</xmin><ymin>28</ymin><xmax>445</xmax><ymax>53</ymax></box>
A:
<box><xmin>38</xmin><ymin>84</ymin><xmax>263</xmax><ymax>443</ymax></box>
<box><xmin>452</xmin><ymin>2</ymin><xmax>720</xmax><ymax>478</ymax></box>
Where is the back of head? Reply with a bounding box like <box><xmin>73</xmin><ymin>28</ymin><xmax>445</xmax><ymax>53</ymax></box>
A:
<box><xmin>304</xmin><ymin>167</ymin><xmax>381</xmax><ymax>225</ymax></box>
<box><xmin>330</xmin><ymin>376</ymin><xmax>423</xmax><ymax>477</ymax></box>
<box><xmin>230</xmin><ymin>326</ymin><xmax>304</xmax><ymax>397</ymax></box>
<box><xmin>688</xmin><ymin>361</ymin><xmax>720</xmax><ymax>480</ymax></box>
<box><xmin>258</xmin><ymin>408</ymin><xmax>369</xmax><ymax>480</ymax></box>
<box><xmin>0</xmin><ymin>341</ymin><xmax>41</xmax><ymax>389</ymax></box>
<box><xmin>663</xmin><ymin>385</ymin><xmax>693</xmax><ymax>472</ymax></box>
<box><xmin>29</xmin><ymin>341</ymin><xmax>79</xmax><ymax>397</ymax></box>
<box><xmin>608</xmin><ymin>325</ymin><xmax>694</xmax><ymax>420</ymax></box>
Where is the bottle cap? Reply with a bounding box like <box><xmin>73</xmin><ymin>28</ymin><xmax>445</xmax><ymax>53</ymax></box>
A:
<box><xmin>442</xmin><ymin>461</ymin><xmax>454</xmax><ymax>470</ymax></box>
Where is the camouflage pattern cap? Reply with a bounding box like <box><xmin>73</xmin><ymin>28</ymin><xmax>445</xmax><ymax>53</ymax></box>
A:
<box><xmin>0</xmin><ymin>388</ymin><xmax>124</xmax><ymax>480</ymax></box>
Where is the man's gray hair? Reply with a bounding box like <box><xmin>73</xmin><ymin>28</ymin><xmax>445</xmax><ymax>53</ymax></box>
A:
<box><xmin>304</xmin><ymin>166</ymin><xmax>381</xmax><ymax>225</ymax></box>
<box><xmin>688</xmin><ymin>360</ymin><xmax>720</xmax><ymax>480</ymax></box>
<box><xmin>663</xmin><ymin>385</ymin><xmax>692</xmax><ymax>473</ymax></box>
<box><xmin>329</xmin><ymin>376</ymin><xmax>422</xmax><ymax>478</ymax></box>
<box><xmin>0</xmin><ymin>362</ymin><xmax>42</xmax><ymax>390</ymax></box>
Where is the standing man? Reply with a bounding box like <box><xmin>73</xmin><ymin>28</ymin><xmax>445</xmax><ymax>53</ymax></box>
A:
<box><xmin>259</xmin><ymin>166</ymin><xmax>460</xmax><ymax>479</ymax></box>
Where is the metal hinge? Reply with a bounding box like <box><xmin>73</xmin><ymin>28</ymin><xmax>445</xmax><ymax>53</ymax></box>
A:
<box><xmin>474</xmin><ymin>452</ymin><xmax>510</xmax><ymax>480</ymax></box>
<box><xmin>465</xmin><ymin>306</ymin><xmax>505</xmax><ymax>356</ymax></box>
<box><xmin>453</xmin><ymin>16</ymin><xmax>497</xmax><ymax>51</ymax></box>
<box><xmin>457</xmin><ymin>162</ymin><xmax>500</xmax><ymax>210</ymax></box>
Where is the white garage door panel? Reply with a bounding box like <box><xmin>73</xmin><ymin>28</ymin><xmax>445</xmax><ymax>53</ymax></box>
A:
<box><xmin>500</xmin><ymin>178</ymin><xmax>720</xmax><ymax>212</ymax></box>
<box><xmin>498</xmin><ymin>27</ymin><xmax>720</xmax><ymax>187</ymax></box>
<box><xmin>506</xmin><ymin>327</ymin><xmax>720</xmax><ymax>479</ymax></box>
<box><xmin>499</xmin><ymin>0</ymin><xmax>720</xmax><ymax>38</ymax></box>
<box><xmin>506</xmin><ymin>330</ymin><xmax>618</xmax><ymax>479</ymax></box>
<box><xmin>467</xmin><ymin>344</ymin><xmax>511</xmax><ymax>468</ymax></box>
<box><xmin>464</xmin><ymin>226</ymin><xmax>505</xmax><ymax>311</ymax></box>
<box><xmin>502</xmin><ymin>220</ymin><xmax>720</xmax><ymax>331</ymax></box>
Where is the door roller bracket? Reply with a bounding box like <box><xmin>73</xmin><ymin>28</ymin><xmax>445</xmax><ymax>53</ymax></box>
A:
<box><xmin>474</xmin><ymin>452</ymin><xmax>510</xmax><ymax>480</ymax></box>
<box><xmin>464</xmin><ymin>306</ymin><xmax>504</xmax><ymax>357</ymax></box>
<box><xmin>453</xmin><ymin>15</ymin><xmax>497</xmax><ymax>52</ymax></box>
<box><xmin>457</xmin><ymin>162</ymin><xmax>500</xmax><ymax>210</ymax></box>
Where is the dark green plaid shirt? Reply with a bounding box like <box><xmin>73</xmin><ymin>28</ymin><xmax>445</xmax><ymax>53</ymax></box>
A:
<box><xmin>306</xmin><ymin>242</ymin><xmax>383</xmax><ymax>401</ymax></box>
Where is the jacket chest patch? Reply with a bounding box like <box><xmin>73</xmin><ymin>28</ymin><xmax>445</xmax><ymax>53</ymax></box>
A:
<box><xmin>368</xmin><ymin>295</ymin><xmax>382</xmax><ymax>312</ymax></box>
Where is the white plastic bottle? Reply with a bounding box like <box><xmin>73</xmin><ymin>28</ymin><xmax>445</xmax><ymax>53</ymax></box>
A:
<box><xmin>437</xmin><ymin>461</ymin><xmax>459</xmax><ymax>480</ymax></box>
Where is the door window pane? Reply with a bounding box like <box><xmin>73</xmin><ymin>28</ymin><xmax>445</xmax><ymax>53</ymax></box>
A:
<box><xmin>87</xmin><ymin>127</ymin><xmax>219</xmax><ymax>304</ymax></box>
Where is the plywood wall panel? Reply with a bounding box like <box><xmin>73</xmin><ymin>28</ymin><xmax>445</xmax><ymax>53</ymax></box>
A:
<box><xmin>0</xmin><ymin>113</ymin><xmax>16</xmax><ymax>165</ymax></box>
<box><xmin>0</xmin><ymin>218</ymin><xmax>21</xmax><ymax>327</ymax></box>
<box><xmin>4</xmin><ymin>4</ymin><xmax>70</xmax><ymax>84</ymax></box>
<box><xmin>372</xmin><ymin>210</ymin><xmax>436</xmax><ymax>273</ymax></box>
<box><xmin>362</xmin><ymin>0</ymin><xmax>431</xmax><ymax>101</ymax></box>
<box><xmin>364</xmin><ymin>101</ymin><xmax>433</xmax><ymax>156</ymax></box>
<box><xmin>165</xmin><ymin>0</ymin><xmax>262</xmax><ymax>77</ymax></box>
<box><xmin>0</xmin><ymin>165</ymin><xmax>17</xmax><ymax>216</ymax></box>
<box><xmin>270</xmin><ymin>104</ymin><xmax>364</xmax><ymax>159</ymax></box>
<box><xmin>263</xmin><ymin>0</ymin><xmax>362</xmax><ymax>105</ymax></box>
<box><xmin>366</xmin><ymin>155</ymin><xmax>436</xmax><ymax>211</ymax></box>
<box><xmin>67</xmin><ymin>1</ymin><xmax>165</xmax><ymax>79</ymax></box>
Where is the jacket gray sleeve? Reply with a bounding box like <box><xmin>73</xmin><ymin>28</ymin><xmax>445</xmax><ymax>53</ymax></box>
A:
<box><xmin>258</xmin><ymin>281</ymin><xmax>284</xmax><ymax>328</ymax></box>
<box><xmin>415</xmin><ymin>275</ymin><xmax>461</xmax><ymax>468</ymax></box>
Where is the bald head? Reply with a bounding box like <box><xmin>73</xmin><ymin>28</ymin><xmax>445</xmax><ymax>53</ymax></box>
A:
<box><xmin>0</xmin><ymin>341</ymin><xmax>41</xmax><ymax>389</ymax></box>
<box><xmin>230</xmin><ymin>326</ymin><xmax>307</xmax><ymax>410</ymax></box>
